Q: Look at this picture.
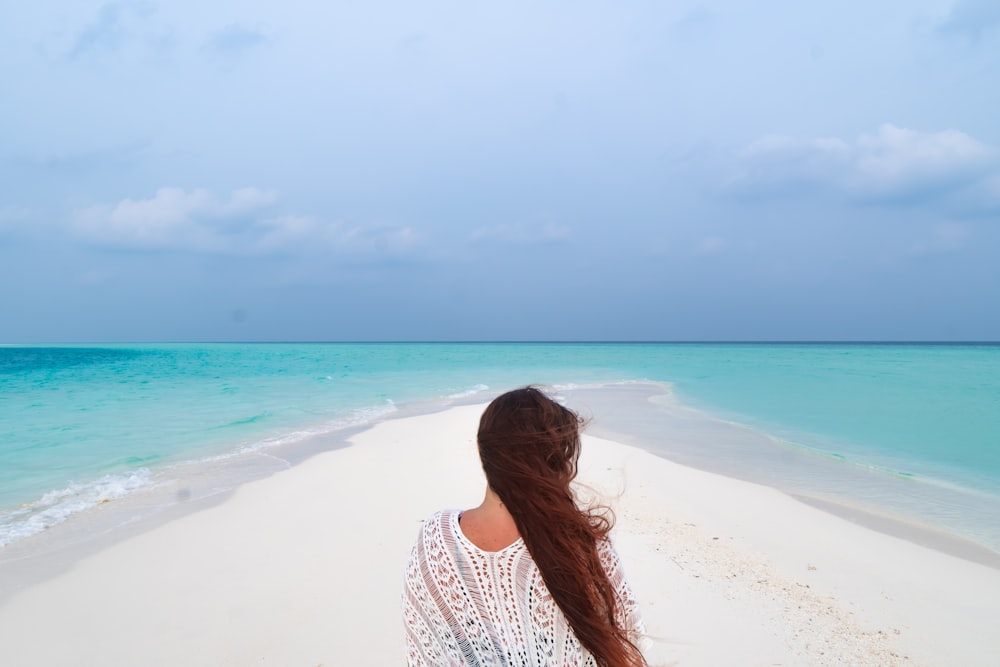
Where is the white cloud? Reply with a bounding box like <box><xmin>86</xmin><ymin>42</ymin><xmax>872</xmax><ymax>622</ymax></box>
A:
<box><xmin>73</xmin><ymin>187</ymin><xmax>417</xmax><ymax>257</ymax></box>
<box><xmin>75</xmin><ymin>187</ymin><xmax>276</xmax><ymax>252</ymax></box>
<box><xmin>851</xmin><ymin>125</ymin><xmax>991</xmax><ymax>196</ymax></box>
<box><xmin>733</xmin><ymin>124</ymin><xmax>996</xmax><ymax>207</ymax></box>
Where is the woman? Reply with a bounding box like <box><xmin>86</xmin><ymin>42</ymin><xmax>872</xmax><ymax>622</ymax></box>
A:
<box><xmin>402</xmin><ymin>387</ymin><xmax>647</xmax><ymax>666</ymax></box>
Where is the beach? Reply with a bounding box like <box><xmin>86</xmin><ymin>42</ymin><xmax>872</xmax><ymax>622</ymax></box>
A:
<box><xmin>1</xmin><ymin>400</ymin><xmax>998</xmax><ymax>666</ymax></box>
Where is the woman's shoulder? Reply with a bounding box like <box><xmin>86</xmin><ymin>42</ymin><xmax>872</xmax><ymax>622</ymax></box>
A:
<box><xmin>413</xmin><ymin>509</ymin><xmax>462</xmax><ymax>539</ymax></box>
<box><xmin>420</xmin><ymin>508</ymin><xmax>459</xmax><ymax>525</ymax></box>
<box><xmin>407</xmin><ymin>510</ymin><xmax>458</xmax><ymax>567</ymax></box>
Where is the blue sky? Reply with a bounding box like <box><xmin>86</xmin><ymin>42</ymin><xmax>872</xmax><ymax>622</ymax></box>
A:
<box><xmin>1</xmin><ymin>1</ymin><xmax>998</xmax><ymax>341</ymax></box>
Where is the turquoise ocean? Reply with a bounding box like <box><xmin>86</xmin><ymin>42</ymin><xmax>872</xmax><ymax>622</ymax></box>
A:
<box><xmin>1</xmin><ymin>343</ymin><xmax>999</xmax><ymax>555</ymax></box>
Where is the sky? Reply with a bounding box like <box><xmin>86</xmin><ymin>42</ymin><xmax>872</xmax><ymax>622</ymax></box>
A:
<box><xmin>1</xmin><ymin>0</ymin><xmax>998</xmax><ymax>342</ymax></box>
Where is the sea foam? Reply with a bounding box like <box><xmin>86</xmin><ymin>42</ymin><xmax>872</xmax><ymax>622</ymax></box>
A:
<box><xmin>0</xmin><ymin>469</ymin><xmax>153</xmax><ymax>548</ymax></box>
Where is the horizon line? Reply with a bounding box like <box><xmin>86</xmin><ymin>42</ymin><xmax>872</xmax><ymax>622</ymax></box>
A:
<box><xmin>3</xmin><ymin>340</ymin><xmax>999</xmax><ymax>346</ymax></box>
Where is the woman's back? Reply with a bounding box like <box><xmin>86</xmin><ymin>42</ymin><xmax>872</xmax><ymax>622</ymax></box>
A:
<box><xmin>403</xmin><ymin>510</ymin><xmax>640</xmax><ymax>667</ymax></box>
<box><xmin>402</xmin><ymin>387</ymin><xmax>647</xmax><ymax>666</ymax></box>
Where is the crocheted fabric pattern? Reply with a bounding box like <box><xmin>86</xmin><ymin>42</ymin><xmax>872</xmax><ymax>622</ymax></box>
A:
<box><xmin>402</xmin><ymin>509</ymin><xmax>642</xmax><ymax>666</ymax></box>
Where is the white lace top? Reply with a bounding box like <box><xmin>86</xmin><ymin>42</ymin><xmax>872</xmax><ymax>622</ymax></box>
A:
<box><xmin>402</xmin><ymin>509</ymin><xmax>643</xmax><ymax>666</ymax></box>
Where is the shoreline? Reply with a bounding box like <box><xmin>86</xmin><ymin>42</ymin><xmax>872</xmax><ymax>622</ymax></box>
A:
<box><xmin>0</xmin><ymin>391</ymin><xmax>494</xmax><ymax>603</ymax></box>
<box><xmin>792</xmin><ymin>492</ymin><xmax>1000</xmax><ymax>570</ymax></box>
<box><xmin>571</xmin><ymin>383</ymin><xmax>1000</xmax><ymax>560</ymax></box>
<box><xmin>5</xmin><ymin>343</ymin><xmax>999</xmax><ymax>562</ymax></box>
<box><xmin>1</xmin><ymin>399</ymin><xmax>998</xmax><ymax>665</ymax></box>
<box><xmin>3</xmin><ymin>382</ymin><xmax>998</xmax><ymax>598</ymax></box>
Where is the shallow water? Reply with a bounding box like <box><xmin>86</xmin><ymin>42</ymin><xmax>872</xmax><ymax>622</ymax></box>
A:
<box><xmin>2</xmin><ymin>342</ymin><xmax>998</xmax><ymax>554</ymax></box>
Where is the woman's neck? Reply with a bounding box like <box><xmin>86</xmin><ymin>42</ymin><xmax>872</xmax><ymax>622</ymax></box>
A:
<box><xmin>459</xmin><ymin>487</ymin><xmax>520</xmax><ymax>551</ymax></box>
<box><xmin>479</xmin><ymin>487</ymin><xmax>506</xmax><ymax>513</ymax></box>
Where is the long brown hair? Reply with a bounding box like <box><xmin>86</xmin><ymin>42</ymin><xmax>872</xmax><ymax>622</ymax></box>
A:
<box><xmin>477</xmin><ymin>387</ymin><xmax>646</xmax><ymax>667</ymax></box>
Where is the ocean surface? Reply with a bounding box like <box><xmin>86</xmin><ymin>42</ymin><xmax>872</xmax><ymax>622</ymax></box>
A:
<box><xmin>1</xmin><ymin>343</ymin><xmax>998</xmax><ymax>556</ymax></box>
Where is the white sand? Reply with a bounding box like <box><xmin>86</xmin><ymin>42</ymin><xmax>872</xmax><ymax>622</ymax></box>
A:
<box><xmin>1</xmin><ymin>403</ymin><xmax>998</xmax><ymax>666</ymax></box>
